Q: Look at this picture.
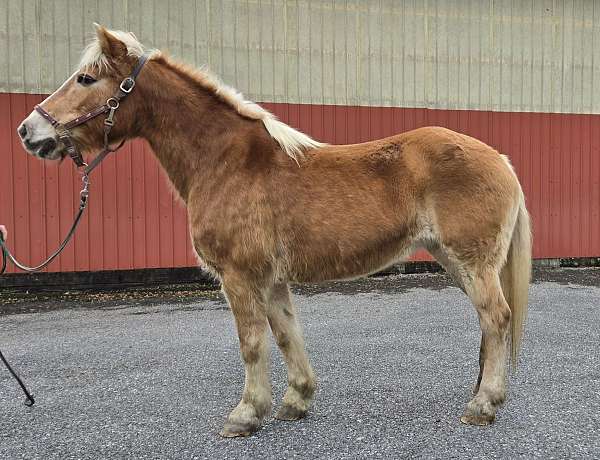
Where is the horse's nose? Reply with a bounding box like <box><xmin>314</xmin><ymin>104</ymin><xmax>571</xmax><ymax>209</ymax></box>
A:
<box><xmin>17</xmin><ymin>123</ymin><xmax>28</xmax><ymax>139</ymax></box>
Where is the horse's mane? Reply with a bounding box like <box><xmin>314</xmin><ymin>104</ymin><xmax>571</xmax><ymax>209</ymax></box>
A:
<box><xmin>80</xmin><ymin>27</ymin><xmax>326</xmax><ymax>161</ymax></box>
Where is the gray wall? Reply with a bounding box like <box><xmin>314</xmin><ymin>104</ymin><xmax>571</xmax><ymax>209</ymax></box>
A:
<box><xmin>1</xmin><ymin>0</ymin><xmax>599</xmax><ymax>113</ymax></box>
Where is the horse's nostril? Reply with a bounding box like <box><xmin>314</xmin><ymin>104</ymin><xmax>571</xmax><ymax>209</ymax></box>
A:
<box><xmin>18</xmin><ymin>124</ymin><xmax>28</xmax><ymax>139</ymax></box>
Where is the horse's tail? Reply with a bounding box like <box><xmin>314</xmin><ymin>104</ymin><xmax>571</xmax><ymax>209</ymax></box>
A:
<box><xmin>500</xmin><ymin>189</ymin><xmax>532</xmax><ymax>370</ymax></box>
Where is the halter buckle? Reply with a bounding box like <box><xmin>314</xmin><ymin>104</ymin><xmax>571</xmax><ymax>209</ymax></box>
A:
<box><xmin>120</xmin><ymin>77</ymin><xmax>135</xmax><ymax>93</ymax></box>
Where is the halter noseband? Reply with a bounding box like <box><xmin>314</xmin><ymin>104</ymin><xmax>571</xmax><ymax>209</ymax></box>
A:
<box><xmin>34</xmin><ymin>52</ymin><xmax>151</xmax><ymax>174</ymax></box>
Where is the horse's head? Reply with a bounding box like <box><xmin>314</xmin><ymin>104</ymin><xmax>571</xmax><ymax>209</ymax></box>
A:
<box><xmin>18</xmin><ymin>24</ymin><xmax>149</xmax><ymax>161</ymax></box>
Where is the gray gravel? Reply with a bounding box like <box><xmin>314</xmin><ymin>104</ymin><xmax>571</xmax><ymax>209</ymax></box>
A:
<box><xmin>1</xmin><ymin>269</ymin><xmax>599</xmax><ymax>459</ymax></box>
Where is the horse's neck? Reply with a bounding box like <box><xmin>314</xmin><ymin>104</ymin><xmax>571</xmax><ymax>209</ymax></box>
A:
<box><xmin>138</xmin><ymin>67</ymin><xmax>258</xmax><ymax>202</ymax></box>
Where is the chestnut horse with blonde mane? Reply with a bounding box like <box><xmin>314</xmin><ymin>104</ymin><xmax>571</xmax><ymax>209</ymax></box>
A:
<box><xmin>18</xmin><ymin>26</ymin><xmax>531</xmax><ymax>437</ymax></box>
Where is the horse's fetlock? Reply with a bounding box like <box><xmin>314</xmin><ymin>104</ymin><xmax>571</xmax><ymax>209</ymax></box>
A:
<box><xmin>274</xmin><ymin>333</ymin><xmax>291</xmax><ymax>350</ymax></box>
<box><xmin>291</xmin><ymin>377</ymin><xmax>316</xmax><ymax>399</ymax></box>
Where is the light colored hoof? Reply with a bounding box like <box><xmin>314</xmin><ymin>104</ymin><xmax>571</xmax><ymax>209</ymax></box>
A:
<box><xmin>460</xmin><ymin>413</ymin><xmax>495</xmax><ymax>426</ymax></box>
<box><xmin>275</xmin><ymin>404</ymin><xmax>307</xmax><ymax>421</ymax></box>
<box><xmin>219</xmin><ymin>421</ymin><xmax>259</xmax><ymax>438</ymax></box>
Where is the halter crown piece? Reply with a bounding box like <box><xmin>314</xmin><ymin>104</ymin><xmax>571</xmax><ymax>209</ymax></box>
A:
<box><xmin>0</xmin><ymin>53</ymin><xmax>151</xmax><ymax>407</ymax></box>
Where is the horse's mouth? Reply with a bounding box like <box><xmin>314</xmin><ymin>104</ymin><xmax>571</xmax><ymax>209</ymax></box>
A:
<box><xmin>24</xmin><ymin>138</ymin><xmax>62</xmax><ymax>159</ymax></box>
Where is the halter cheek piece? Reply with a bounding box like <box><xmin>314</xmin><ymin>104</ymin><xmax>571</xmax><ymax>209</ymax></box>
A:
<box><xmin>34</xmin><ymin>51</ymin><xmax>150</xmax><ymax>174</ymax></box>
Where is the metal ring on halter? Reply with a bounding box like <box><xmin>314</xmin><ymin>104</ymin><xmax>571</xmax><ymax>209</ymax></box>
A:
<box><xmin>106</xmin><ymin>98</ymin><xmax>120</xmax><ymax>109</ymax></box>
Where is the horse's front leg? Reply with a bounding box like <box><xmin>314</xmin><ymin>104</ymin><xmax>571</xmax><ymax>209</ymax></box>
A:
<box><xmin>220</xmin><ymin>277</ymin><xmax>272</xmax><ymax>437</ymax></box>
<box><xmin>267</xmin><ymin>284</ymin><xmax>316</xmax><ymax>420</ymax></box>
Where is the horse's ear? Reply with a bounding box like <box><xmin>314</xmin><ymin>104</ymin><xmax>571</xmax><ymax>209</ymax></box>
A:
<box><xmin>94</xmin><ymin>23</ymin><xmax>127</xmax><ymax>59</ymax></box>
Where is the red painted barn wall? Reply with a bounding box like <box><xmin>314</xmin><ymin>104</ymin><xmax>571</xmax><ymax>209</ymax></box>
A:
<box><xmin>1</xmin><ymin>92</ymin><xmax>599</xmax><ymax>273</ymax></box>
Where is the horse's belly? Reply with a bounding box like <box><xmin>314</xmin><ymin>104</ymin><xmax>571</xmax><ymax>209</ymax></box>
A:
<box><xmin>287</xmin><ymin>231</ymin><xmax>417</xmax><ymax>283</ymax></box>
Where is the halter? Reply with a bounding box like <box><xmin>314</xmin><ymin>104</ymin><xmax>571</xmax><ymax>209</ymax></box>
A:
<box><xmin>0</xmin><ymin>52</ymin><xmax>151</xmax><ymax>407</ymax></box>
<box><xmin>34</xmin><ymin>51</ymin><xmax>150</xmax><ymax>174</ymax></box>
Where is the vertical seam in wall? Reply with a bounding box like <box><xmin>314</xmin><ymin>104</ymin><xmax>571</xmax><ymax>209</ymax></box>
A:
<box><xmin>282</xmin><ymin>0</ymin><xmax>288</xmax><ymax>103</ymax></box>
<box><xmin>424</xmin><ymin>0</ymin><xmax>429</xmax><ymax>108</ymax></box>
<box><xmin>390</xmin><ymin>0</ymin><xmax>394</xmax><ymax>107</ymax></box>
<box><xmin>320</xmin><ymin>0</ymin><xmax>325</xmax><ymax>105</ymax></box>
<box><xmin>344</xmin><ymin>0</ymin><xmax>348</xmax><ymax>105</ymax></box>
<box><xmin>206</xmin><ymin>0</ymin><xmax>211</xmax><ymax>68</ymax></box>
<box><xmin>320</xmin><ymin>0</ymin><xmax>324</xmax><ymax>105</ymax></box>
<box><xmin>354</xmin><ymin>0</ymin><xmax>359</xmax><ymax>106</ymax></box>
<box><xmin>271</xmin><ymin>0</ymin><xmax>275</xmax><ymax>101</ymax></box>
<box><xmin>379</xmin><ymin>0</ymin><xmax>383</xmax><ymax>106</ymax></box>
<box><xmin>449</xmin><ymin>0</ymin><xmax>454</xmax><ymax>110</ymax></box>
<box><xmin>259</xmin><ymin>0</ymin><xmax>263</xmax><ymax>99</ymax></box>
<box><xmin>592</xmin><ymin>0</ymin><xmax>596</xmax><ymax>113</ymax></box>
<box><xmin>35</xmin><ymin>0</ymin><xmax>41</xmax><ymax>93</ymax></box>
<box><xmin>308</xmin><ymin>0</ymin><xmax>312</xmax><ymax>104</ymax></box>
<box><xmin>20</xmin><ymin>0</ymin><xmax>25</xmax><ymax>91</ymax></box>
<box><xmin>401</xmin><ymin>0</ymin><xmax>405</xmax><ymax>106</ymax></box>
<box><xmin>530</xmin><ymin>0</ymin><xmax>536</xmax><ymax>111</ymax></box>
<box><xmin>4</xmin><ymin>1</ymin><xmax>9</xmax><ymax>90</ymax></box>
<box><xmin>509</xmin><ymin>0</ymin><xmax>513</xmax><ymax>111</ymax></box>
<box><xmin>560</xmin><ymin>0</ymin><xmax>565</xmax><ymax>113</ymax></box>
<box><xmin>572</xmin><ymin>0</ymin><xmax>577</xmax><ymax>113</ymax></box>
<box><xmin>219</xmin><ymin>0</ymin><xmax>224</xmax><ymax>77</ymax></box>
<box><xmin>367</xmin><ymin>1</ymin><xmax>371</xmax><ymax>108</ymax></box>
<box><xmin>488</xmin><ymin>0</ymin><xmax>493</xmax><ymax>111</ymax></box>
<box><xmin>234</xmin><ymin>0</ymin><xmax>239</xmax><ymax>90</ymax></box>
<box><xmin>193</xmin><ymin>0</ymin><xmax>198</xmax><ymax>66</ymax></box>
<box><xmin>520</xmin><ymin>0</ymin><xmax>525</xmax><ymax>112</ymax></box>
<box><xmin>330</xmin><ymin>0</ymin><xmax>335</xmax><ymax>105</ymax></box>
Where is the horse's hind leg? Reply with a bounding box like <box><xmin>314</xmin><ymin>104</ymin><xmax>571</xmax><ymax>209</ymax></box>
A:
<box><xmin>460</xmin><ymin>268</ymin><xmax>511</xmax><ymax>425</ymax></box>
<box><xmin>429</xmin><ymin>246</ymin><xmax>487</xmax><ymax>397</ymax></box>
<box><xmin>266</xmin><ymin>284</ymin><xmax>316</xmax><ymax>420</ymax></box>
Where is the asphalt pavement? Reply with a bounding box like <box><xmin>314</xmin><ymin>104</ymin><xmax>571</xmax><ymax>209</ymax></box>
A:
<box><xmin>1</xmin><ymin>268</ymin><xmax>599</xmax><ymax>459</ymax></box>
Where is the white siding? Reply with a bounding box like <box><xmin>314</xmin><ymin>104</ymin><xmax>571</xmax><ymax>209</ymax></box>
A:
<box><xmin>1</xmin><ymin>0</ymin><xmax>599</xmax><ymax>113</ymax></box>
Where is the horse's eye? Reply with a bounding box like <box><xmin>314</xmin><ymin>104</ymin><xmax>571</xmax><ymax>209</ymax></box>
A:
<box><xmin>77</xmin><ymin>74</ymin><xmax>97</xmax><ymax>86</ymax></box>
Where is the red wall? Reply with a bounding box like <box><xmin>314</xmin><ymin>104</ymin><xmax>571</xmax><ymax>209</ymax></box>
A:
<box><xmin>1</xmin><ymin>92</ymin><xmax>599</xmax><ymax>273</ymax></box>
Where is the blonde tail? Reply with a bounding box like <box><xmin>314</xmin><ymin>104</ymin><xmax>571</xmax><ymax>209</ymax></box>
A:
<box><xmin>500</xmin><ymin>191</ymin><xmax>532</xmax><ymax>370</ymax></box>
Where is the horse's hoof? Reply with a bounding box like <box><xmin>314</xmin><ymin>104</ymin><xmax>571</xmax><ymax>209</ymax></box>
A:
<box><xmin>275</xmin><ymin>404</ymin><xmax>307</xmax><ymax>421</ymax></box>
<box><xmin>460</xmin><ymin>414</ymin><xmax>495</xmax><ymax>426</ymax></box>
<box><xmin>219</xmin><ymin>421</ymin><xmax>259</xmax><ymax>438</ymax></box>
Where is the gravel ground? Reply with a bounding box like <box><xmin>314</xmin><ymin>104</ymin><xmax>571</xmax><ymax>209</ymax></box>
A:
<box><xmin>0</xmin><ymin>268</ymin><xmax>599</xmax><ymax>459</ymax></box>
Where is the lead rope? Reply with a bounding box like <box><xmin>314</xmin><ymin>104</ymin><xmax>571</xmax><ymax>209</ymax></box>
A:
<box><xmin>0</xmin><ymin>349</ymin><xmax>35</xmax><ymax>406</ymax></box>
<box><xmin>0</xmin><ymin>172</ymin><xmax>89</xmax><ymax>274</ymax></box>
<box><xmin>1</xmin><ymin>229</ymin><xmax>35</xmax><ymax>406</ymax></box>
<box><xmin>0</xmin><ymin>172</ymin><xmax>90</xmax><ymax>406</ymax></box>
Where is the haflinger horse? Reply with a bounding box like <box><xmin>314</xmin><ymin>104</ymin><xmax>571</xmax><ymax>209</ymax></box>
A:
<box><xmin>18</xmin><ymin>25</ymin><xmax>531</xmax><ymax>437</ymax></box>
